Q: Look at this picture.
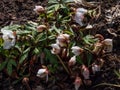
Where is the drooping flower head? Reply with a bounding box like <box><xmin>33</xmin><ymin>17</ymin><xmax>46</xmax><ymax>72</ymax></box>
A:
<box><xmin>33</xmin><ymin>5</ymin><xmax>45</xmax><ymax>14</ymax></box>
<box><xmin>103</xmin><ymin>39</ymin><xmax>113</xmax><ymax>52</ymax></box>
<box><xmin>68</xmin><ymin>56</ymin><xmax>76</xmax><ymax>66</ymax></box>
<box><xmin>37</xmin><ymin>25</ymin><xmax>47</xmax><ymax>32</ymax></box>
<box><xmin>81</xmin><ymin>65</ymin><xmax>90</xmax><ymax>79</ymax></box>
<box><xmin>74</xmin><ymin>8</ymin><xmax>87</xmax><ymax>26</ymax></box>
<box><xmin>56</xmin><ymin>33</ymin><xmax>70</xmax><ymax>47</ymax></box>
<box><xmin>74</xmin><ymin>76</ymin><xmax>82</xmax><ymax>90</ymax></box>
<box><xmin>1</xmin><ymin>29</ymin><xmax>16</xmax><ymax>49</ymax></box>
<box><xmin>37</xmin><ymin>68</ymin><xmax>49</xmax><ymax>82</ymax></box>
<box><xmin>71</xmin><ymin>46</ymin><xmax>84</xmax><ymax>56</ymax></box>
<box><xmin>51</xmin><ymin>43</ymin><xmax>61</xmax><ymax>54</ymax></box>
<box><xmin>92</xmin><ymin>63</ymin><xmax>100</xmax><ymax>74</ymax></box>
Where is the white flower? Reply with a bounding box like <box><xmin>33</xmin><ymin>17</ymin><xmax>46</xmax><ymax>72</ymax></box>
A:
<box><xmin>56</xmin><ymin>34</ymin><xmax>70</xmax><ymax>47</ymax></box>
<box><xmin>33</xmin><ymin>5</ymin><xmax>45</xmax><ymax>14</ymax></box>
<box><xmin>71</xmin><ymin>46</ymin><xmax>84</xmax><ymax>56</ymax></box>
<box><xmin>81</xmin><ymin>65</ymin><xmax>90</xmax><ymax>79</ymax></box>
<box><xmin>74</xmin><ymin>76</ymin><xmax>82</xmax><ymax>90</ymax></box>
<box><xmin>69</xmin><ymin>56</ymin><xmax>76</xmax><ymax>66</ymax></box>
<box><xmin>51</xmin><ymin>43</ymin><xmax>61</xmax><ymax>54</ymax></box>
<box><xmin>37</xmin><ymin>68</ymin><xmax>48</xmax><ymax>78</ymax></box>
<box><xmin>92</xmin><ymin>64</ymin><xmax>100</xmax><ymax>74</ymax></box>
<box><xmin>103</xmin><ymin>39</ymin><xmax>113</xmax><ymax>52</ymax></box>
<box><xmin>1</xmin><ymin>29</ymin><xmax>15</xmax><ymax>49</ymax></box>
<box><xmin>74</xmin><ymin>8</ymin><xmax>87</xmax><ymax>26</ymax></box>
<box><xmin>37</xmin><ymin>68</ymin><xmax>49</xmax><ymax>82</ymax></box>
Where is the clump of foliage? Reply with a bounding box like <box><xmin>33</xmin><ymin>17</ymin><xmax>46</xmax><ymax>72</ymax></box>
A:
<box><xmin>0</xmin><ymin>0</ymin><xmax>114</xmax><ymax>89</ymax></box>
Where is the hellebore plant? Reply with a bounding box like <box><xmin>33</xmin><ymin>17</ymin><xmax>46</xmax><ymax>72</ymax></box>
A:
<box><xmin>0</xmin><ymin>0</ymin><xmax>113</xmax><ymax>89</ymax></box>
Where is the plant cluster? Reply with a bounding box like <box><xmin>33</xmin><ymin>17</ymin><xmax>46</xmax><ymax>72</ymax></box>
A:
<box><xmin>0</xmin><ymin>0</ymin><xmax>114</xmax><ymax>89</ymax></box>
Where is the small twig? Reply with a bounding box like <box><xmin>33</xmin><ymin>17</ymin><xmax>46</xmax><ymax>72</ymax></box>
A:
<box><xmin>92</xmin><ymin>83</ymin><xmax>120</xmax><ymax>88</ymax></box>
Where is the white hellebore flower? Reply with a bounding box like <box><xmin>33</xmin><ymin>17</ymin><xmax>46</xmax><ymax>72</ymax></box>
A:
<box><xmin>33</xmin><ymin>5</ymin><xmax>45</xmax><ymax>14</ymax></box>
<box><xmin>103</xmin><ymin>39</ymin><xmax>113</xmax><ymax>52</ymax></box>
<box><xmin>37</xmin><ymin>68</ymin><xmax>49</xmax><ymax>82</ymax></box>
<box><xmin>56</xmin><ymin>33</ymin><xmax>70</xmax><ymax>47</ymax></box>
<box><xmin>69</xmin><ymin>56</ymin><xmax>76</xmax><ymax>66</ymax></box>
<box><xmin>74</xmin><ymin>8</ymin><xmax>87</xmax><ymax>26</ymax></box>
<box><xmin>71</xmin><ymin>46</ymin><xmax>84</xmax><ymax>56</ymax></box>
<box><xmin>82</xmin><ymin>65</ymin><xmax>90</xmax><ymax>79</ymax></box>
<box><xmin>92</xmin><ymin>64</ymin><xmax>100</xmax><ymax>74</ymax></box>
<box><xmin>51</xmin><ymin>43</ymin><xmax>61</xmax><ymax>54</ymax></box>
<box><xmin>74</xmin><ymin>76</ymin><xmax>82</xmax><ymax>90</ymax></box>
<box><xmin>1</xmin><ymin>29</ymin><xmax>15</xmax><ymax>49</ymax></box>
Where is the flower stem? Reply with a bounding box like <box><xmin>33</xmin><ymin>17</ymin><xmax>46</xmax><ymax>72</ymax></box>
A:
<box><xmin>57</xmin><ymin>55</ymin><xmax>70</xmax><ymax>74</ymax></box>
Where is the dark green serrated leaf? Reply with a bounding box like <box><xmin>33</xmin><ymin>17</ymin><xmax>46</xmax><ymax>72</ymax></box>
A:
<box><xmin>7</xmin><ymin>61</ymin><xmax>13</xmax><ymax>75</ymax></box>
<box><xmin>0</xmin><ymin>61</ymin><xmax>7</xmax><ymax>71</ymax></box>
<box><xmin>10</xmin><ymin>59</ymin><xmax>17</xmax><ymax>67</ymax></box>
<box><xmin>44</xmin><ymin>48</ymin><xmax>58</xmax><ymax>65</ymax></box>
<box><xmin>19</xmin><ymin>47</ymin><xmax>30</xmax><ymax>64</ymax></box>
<box><xmin>76</xmin><ymin>56</ymin><xmax>83</xmax><ymax>64</ymax></box>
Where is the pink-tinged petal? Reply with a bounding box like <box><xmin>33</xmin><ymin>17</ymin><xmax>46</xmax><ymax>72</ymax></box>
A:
<box><xmin>69</xmin><ymin>56</ymin><xmax>76</xmax><ymax>66</ymax></box>
<box><xmin>92</xmin><ymin>64</ymin><xmax>100</xmax><ymax>74</ymax></box>
<box><xmin>33</xmin><ymin>5</ymin><xmax>45</xmax><ymax>14</ymax></box>
<box><xmin>71</xmin><ymin>46</ymin><xmax>84</xmax><ymax>56</ymax></box>
<box><xmin>81</xmin><ymin>65</ymin><xmax>90</xmax><ymax>79</ymax></box>
<box><xmin>74</xmin><ymin>76</ymin><xmax>82</xmax><ymax>90</ymax></box>
<box><xmin>51</xmin><ymin>43</ymin><xmax>61</xmax><ymax>54</ymax></box>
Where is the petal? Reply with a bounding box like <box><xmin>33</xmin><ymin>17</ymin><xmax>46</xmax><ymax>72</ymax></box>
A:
<box><xmin>3</xmin><ymin>41</ymin><xmax>13</xmax><ymax>49</ymax></box>
<box><xmin>51</xmin><ymin>43</ymin><xmax>60</xmax><ymax>50</ymax></box>
<box><xmin>37</xmin><ymin>69</ymin><xmax>46</xmax><ymax>78</ymax></box>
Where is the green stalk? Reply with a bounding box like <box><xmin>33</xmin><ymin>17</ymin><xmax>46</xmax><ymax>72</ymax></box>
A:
<box><xmin>57</xmin><ymin>55</ymin><xmax>70</xmax><ymax>74</ymax></box>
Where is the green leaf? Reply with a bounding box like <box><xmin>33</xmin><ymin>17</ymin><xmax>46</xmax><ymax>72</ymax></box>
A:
<box><xmin>16</xmin><ymin>30</ymin><xmax>31</xmax><ymax>35</ymax></box>
<box><xmin>86</xmin><ymin>52</ymin><xmax>92</xmax><ymax>66</ymax></box>
<box><xmin>10</xmin><ymin>59</ymin><xmax>17</xmax><ymax>67</ymax></box>
<box><xmin>7</xmin><ymin>61</ymin><xmax>13</xmax><ymax>75</ymax></box>
<box><xmin>33</xmin><ymin>48</ymin><xmax>41</xmax><ymax>55</ymax></box>
<box><xmin>19</xmin><ymin>47</ymin><xmax>30</xmax><ymax>64</ymax></box>
<box><xmin>44</xmin><ymin>48</ymin><xmax>58</xmax><ymax>65</ymax></box>
<box><xmin>0</xmin><ymin>38</ymin><xmax>3</xmax><ymax>46</ymax></box>
<box><xmin>76</xmin><ymin>56</ymin><xmax>83</xmax><ymax>64</ymax></box>
<box><xmin>114</xmin><ymin>70</ymin><xmax>120</xmax><ymax>78</ymax></box>
<box><xmin>0</xmin><ymin>61</ymin><xmax>7</xmax><ymax>71</ymax></box>
<box><xmin>83</xmin><ymin>35</ymin><xmax>96</xmax><ymax>45</ymax></box>
<box><xmin>1</xmin><ymin>24</ymin><xmax>21</xmax><ymax>31</ymax></box>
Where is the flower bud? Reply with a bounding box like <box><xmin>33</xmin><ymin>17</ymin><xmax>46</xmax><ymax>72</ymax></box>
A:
<box><xmin>92</xmin><ymin>64</ymin><xmax>100</xmax><ymax>74</ymax></box>
<box><xmin>81</xmin><ymin>65</ymin><xmax>90</xmax><ymax>79</ymax></box>
<box><xmin>103</xmin><ymin>39</ymin><xmax>113</xmax><ymax>52</ymax></box>
<box><xmin>68</xmin><ymin>56</ymin><xmax>76</xmax><ymax>66</ymax></box>
<box><xmin>51</xmin><ymin>43</ymin><xmax>61</xmax><ymax>54</ymax></box>
<box><xmin>37</xmin><ymin>68</ymin><xmax>49</xmax><ymax>82</ymax></box>
<box><xmin>71</xmin><ymin>46</ymin><xmax>84</xmax><ymax>56</ymax></box>
<box><xmin>74</xmin><ymin>76</ymin><xmax>82</xmax><ymax>90</ymax></box>
<box><xmin>34</xmin><ymin>5</ymin><xmax>45</xmax><ymax>14</ymax></box>
<box><xmin>37</xmin><ymin>25</ymin><xmax>47</xmax><ymax>32</ymax></box>
<box><xmin>56</xmin><ymin>33</ymin><xmax>70</xmax><ymax>47</ymax></box>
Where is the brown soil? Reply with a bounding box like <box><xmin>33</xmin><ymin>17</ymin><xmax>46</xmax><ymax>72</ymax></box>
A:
<box><xmin>0</xmin><ymin>0</ymin><xmax>120</xmax><ymax>90</ymax></box>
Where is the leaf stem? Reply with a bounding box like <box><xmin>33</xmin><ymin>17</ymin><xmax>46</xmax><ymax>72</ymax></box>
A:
<box><xmin>57</xmin><ymin>55</ymin><xmax>70</xmax><ymax>74</ymax></box>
